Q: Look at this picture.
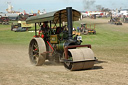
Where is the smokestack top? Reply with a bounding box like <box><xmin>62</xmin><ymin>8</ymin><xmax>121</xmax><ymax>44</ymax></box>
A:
<box><xmin>66</xmin><ymin>7</ymin><xmax>73</xmax><ymax>39</ymax></box>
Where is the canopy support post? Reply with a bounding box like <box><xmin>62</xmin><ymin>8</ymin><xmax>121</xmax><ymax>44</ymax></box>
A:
<box><xmin>35</xmin><ymin>23</ymin><xmax>37</xmax><ymax>36</ymax></box>
<box><xmin>59</xmin><ymin>12</ymin><xmax>61</xmax><ymax>28</ymax></box>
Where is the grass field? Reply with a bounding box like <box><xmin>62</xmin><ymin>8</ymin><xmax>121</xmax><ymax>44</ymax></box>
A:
<box><xmin>0</xmin><ymin>24</ymin><xmax>34</xmax><ymax>45</ymax></box>
<box><xmin>0</xmin><ymin>18</ymin><xmax>128</xmax><ymax>64</ymax></box>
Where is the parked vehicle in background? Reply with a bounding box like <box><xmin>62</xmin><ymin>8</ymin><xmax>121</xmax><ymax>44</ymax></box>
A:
<box><xmin>120</xmin><ymin>9</ymin><xmax>128</xmax><ymax>23</ymax></box>
<box><xmin>0</xmin><ymin>15</ymin><xmax>9</xmax><ymax>25</ymax></box>
<box><xmin>120</xmin><ymin>9</ymin><xmax>128</xmax><ymax>15</ymax></box>
<box><xmin>81</xmin><ymin>23</ymin><xmax>96</xmax><ymax>35</ymax></box>
<box><xmin>11</xmin><ymin>21</ymin><xmax>33</xmax><ymax>32</ymax></box>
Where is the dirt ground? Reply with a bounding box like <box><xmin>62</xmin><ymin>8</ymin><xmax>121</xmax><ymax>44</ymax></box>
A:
<box><xmin>0</xmin><ymin>18</ymin><xmax>128</xmax><ymax>85</ymax></box>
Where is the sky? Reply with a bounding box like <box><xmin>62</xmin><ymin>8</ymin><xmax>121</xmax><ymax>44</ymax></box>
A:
<box><xmin>0</xmin><ymin>0</ymin><xmax>128</xmax><ymax>13</ymax></box>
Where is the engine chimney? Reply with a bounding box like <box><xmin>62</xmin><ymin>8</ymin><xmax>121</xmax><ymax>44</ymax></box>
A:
<box><xmin>66</xmin><ymin>7</ymin><xmax>73</xmax><ymax>40</ymax></box>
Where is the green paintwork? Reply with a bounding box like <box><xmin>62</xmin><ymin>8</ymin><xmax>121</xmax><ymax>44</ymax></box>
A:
<box><xmin>56</xmin><ymin>42</ymin><xmax>65</xmax><ymax>51</ymax></box>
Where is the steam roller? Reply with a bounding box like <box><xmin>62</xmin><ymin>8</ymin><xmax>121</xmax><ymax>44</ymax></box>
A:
<box><xmin>26</xmin><ymin>7</ymin><xmax>96</xmax><ymax>71</ymax></box>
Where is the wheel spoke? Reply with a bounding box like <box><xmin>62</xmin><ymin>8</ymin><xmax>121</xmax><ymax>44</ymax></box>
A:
<box><xmin>33</xmin><ymin>42</ymin><xmax>38</xmax><ymax>48</ymax></box>
<box><xmin>33</xmin><ymin>50</ymin><xmax>39</xmax><ymax>54</ymax></box>
<box><xmin>31</xmin><ymin>41</ymin><xmax>39</xmax><ymax>63</ymax></box>
<box><xmin>33</xmin><ymin>45</ymin><xmax>37</xmax><ymax>48</ymax></box>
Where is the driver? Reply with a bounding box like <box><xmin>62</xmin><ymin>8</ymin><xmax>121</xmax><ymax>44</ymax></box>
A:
<box><xmin>40</xmin><ymin>21</ymin><xmax>49</xmax><ymax>32</ymax></box>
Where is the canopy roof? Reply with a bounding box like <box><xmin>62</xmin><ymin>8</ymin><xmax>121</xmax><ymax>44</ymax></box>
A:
<box><xmin>26</xmin><ymin>8</ymin><xmax>81</xmax><ymax>24</ymax></box>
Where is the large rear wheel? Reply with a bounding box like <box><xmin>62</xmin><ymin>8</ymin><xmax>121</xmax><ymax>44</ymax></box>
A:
<box><xmin>29</xmin><ymin>38</ymin><xmax>46</xmax><ymax>66</ymax></box>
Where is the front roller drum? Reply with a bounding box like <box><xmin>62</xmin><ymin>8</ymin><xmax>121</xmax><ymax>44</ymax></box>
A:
<box><xmin>64</xmin><ymin>48</ymin><xmax>95</xmax><ymax>71</ymax></box>
<box><xmin>29</xmin><ymin>38</ymin><xmax>46</xmax><ymax>66</ymax></box>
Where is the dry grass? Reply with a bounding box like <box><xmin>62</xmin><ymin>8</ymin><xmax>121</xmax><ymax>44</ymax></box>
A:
<box><xmin>0</xmin><ymin>18</ymin><xmax>128</xmax><ymax>85</ymax></box>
